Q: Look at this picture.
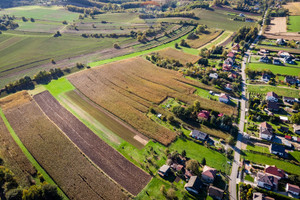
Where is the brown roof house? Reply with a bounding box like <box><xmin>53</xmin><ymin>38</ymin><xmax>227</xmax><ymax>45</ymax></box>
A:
<box><xmin>219</xmin><ymin>93</ymin><xmax>230</xmax><ymax>104</ymax></box>
<box><xmin>253</xmin><ymin>192</ymin><xmax>275</xmax><ymax>200</ymax></box>
<box><xmin>184</xmin><ymin>176</ymin><xmax>202</xmax><ymax>194</ymax></box>
<box><xmin>265</xmin><ymin>166</ymin><xmax>287</xmax><ymax>180</ymax></box>
<box><xmin>256</xmin><ymin>172</ymin><xmax>278</xmax><ymax>190</ymax></box>
<box><xmin>286</xmin><ymin>183</ymin><xmax>300</xmax><ymax>196</ymax></box>
<box><xmin>266</xmin><ymin>92</ymin><xmax>278</xmax><ymax>102</ymax></box>
<box><xmin>259</xmin><ymin>122</ymin><xmax>273</xmax><ymax>140</ymax></box>
<box><xmin>158</xmin><ymin>164</ymin><xmax>170</xmax><ymax>177</ymax></box>
<box><xmin>208</xmin><ymin>186</ymin><xmax>224</xmax><ymax>200</ymax></box>
<box><xmin>201</xmin><ymin>165</ymin><xmax>217</xmax><ymax>183</ymax></box>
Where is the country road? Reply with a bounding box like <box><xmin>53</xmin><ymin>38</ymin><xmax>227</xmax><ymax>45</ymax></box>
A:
<box><xmin>228</xmin><ymin>11</ymin><xmax>267</xmax><ymax>200</ymax></box>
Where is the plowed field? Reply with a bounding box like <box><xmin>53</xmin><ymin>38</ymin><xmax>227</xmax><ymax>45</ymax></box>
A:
<box><xmin>0</xmin><ymin>91</ymin><xmax>128</xmax><ymax>200</ymax></box>
<box><xmin>34</xmin><ymin>91</ymin><xmax>151</xmax><ymax>195</ymax></box>
<box><xmin>68</xmin><ymin>57</ymin><xmax>236</xmax><ymax>145</ymax></box>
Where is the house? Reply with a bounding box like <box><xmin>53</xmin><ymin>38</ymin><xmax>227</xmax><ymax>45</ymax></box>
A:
<box><xmin>279</xmin><ymin>116</ymin><xmax>288</xmax><ymax>123</ymax></box>
<box><xmin>258</xmin><ymin>49</ymin><xmax>270</xmax><ymax>56</ymax></box>
<box><xmin>245</xmin><ymin>18</ymin><xmax>254</xmax><ymax>22</ymax></box>
<box><xmin>285</xmin><ymin>76</ymin><xmax>297</xmax><ymax>85</ymax></box>
<box><xmin>285</xmin><ymin>135</ymin><xmax>292</xmax><ymax>140</ymax></box>
<box><xmin>222</xmin><ymin>63</ymin><xmax>232</xmax><ymax>71</ymax></box>
<box><xmin>261</xmin><ymin>74</ymin><xmax>270</xmax><ymax>82</ymax></box>
<box><xmin>158</xmin><ymin>165</ymin><xmax>171</xmax><ymax>177</ymax></box>
<box><xmin>283</xmin><ymin>96</ymin><xmax>295</xmax><ymax>104</ymax></box>
<box><xmin>259</xmin><ymin>122</ymin><xmax>274</xmax><ymax>140</ymax></box>
<box><xmin>227</xmin><ymin>52</ymin><xmax>235</xmax><ymax>58</ymax></box>
<box><xmin>184</xmin><ymin>169</ymin><xmax>192</xmax><ymax>180</ymax></box>
<box><xmin>190</xmin><ymin>130</ymin><xmax>208</xmax><ymax>141</ymax></box>
<box><xmin>283</xmin><ymin>140</ymin><xmax>292</xmax><ymax>149</ymax></box>
<box><xmin>273</xmin><ymin>58</ymin><xmax>282</xmax><ymax>65</ymax></box>
<box><xmin>266</xmin><ymin>92</ymin><xmax>278</xmax><ymax>102</ymax></box>
<box><xmin>269</xmin><ymin>144</ymin><xmax>285</xmax><ymax>157</ymax></box>
<box><xmin>265</xmin><ymin>166</ymin><xmax>287</xmax><ymax>180</ymax></box>
<box><xmin>198</xmin><ymin>110</ymin><xmax>210</xmax><ymax>120</ymax></box>
<box><xmin>208</xmin><ymin>186</ymin><xmax>224</xmax><ymax>200</ymax></box>
<box><xmin>259</xmin><ymin>56</ymin><xmax>271</xmax><ymax>63</ymax></box>
<box><xmin>209</xmin><ymin>73</ymin><xmax>218</xmax><ymax>79</ymax></box>
<box><xmin>253</xmin><ymin>192</ymin><xmax>275</xmax><ymax>200</ymax></box>
<box><xmin>170</xmin><ymin>163</ymin><xmax>184</xmax><ymax>172</ymax></box>
<box><xmin>277</xmin><ymin>51</ymin><xmax>290</xmax><ymax>58</ymax></box>
<box><xmin>225</xmin><ymin>57</ymin><xmax>234</xmax><ymax>65</ymax></box>
<box><xmin>184</xmin><ymin>176</ymin><xmax>202</xmax><ymax>194</ymax></box>
<box><xmin>232</xmin><ymin>43</ymin><xmax>240</xmax><ymax>51</ymax></box>
<box><xmin>201</xmin><ymin>165</ymin><xmax>217</xmax><ymax>183</ymax></box>
<box><xmin>228</xmin><ymin>73</ymin><xmax>237</xmax><ymax>80</ymax></box>
<box><xmin>239</xmin><ymin>13</ymin><xmax>245</xmax><ymax>17</ymax></box>
<box><xmin>225</xmin><ymin>83</ymin><xmax>232</xmax><ymax>91</ymax></box>
<box><xmin>284</xmin><ymin>56</ymin><xmax>295</xmax><ymax>64</ymax></box>
<box><xmin>293</xmin><ymin>124</ymin><xmax>300</xmax><ymax>134</ymax></box>
<box><xmin>292</xmin><ymin>136</ymin><xmax>298</xmax><ymax>142</ymax></box>
<box><xmin>286</xmin><ymin>183</ymin><xmax>300</xmax><ymax>196</ymax></box>
<box><xmin>219</xmin><ymin>93</ymin><xmax>230</xmax><ymax>104</ymax></box>
<box><xmin>256</xmin><ymin>172</ymin><xmax>278</xmax><ymax>190</ymax></box>
<box><xmin>276</xmin><ymin>38</ymin><xmax>286</xmax><ymax>45</ymax></box>
<box><xmin>267</xmin><ymin>101</ymin><xmax>279</xmax><ymax>112</ymax></box>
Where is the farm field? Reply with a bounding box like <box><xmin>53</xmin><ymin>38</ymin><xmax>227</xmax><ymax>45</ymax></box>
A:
<box><xmin>283</xmin><ymin>2</ymin><xmax>300</xmax><ymax>15</ymax></box>
<box><xmin>0</xmin><ymin>91</ymin><xmax>129</xmax><ymax>200</ymax></box>
<box><xmin>201</xmin><ymin>30</ymin><xmax>233</xmax><ymax>50</ymax></box>
<box><xmin>247</xmin><ymin>62</ymin><xmax>300</xmax><ymax>76</ymax></box>
<box><xmin>186</xmin><ymin>29</ymin><xmax>223</xmax><ymax>49</ymax></box>
<box><xmin>288</xmin><ymin>16</ymin><xmax>300</xmax><ymax>32</ymax></box>
<box><xmin>69</xmin><ymin>57</ymin><xmax>237</xmax><ymax>145</ymax></box>
<box><xmin>34</xmin><ymin>91</ymin><xmax>151</xmax><ymax>195</ymax></box>
<box><xmin>243</xmin><ymin>151</ymin><xmax>300</xmax><ymax>175</ymax></box>
<box><xmin>0</xmin><ymin>116</ymin><xmax>36</xmax><ymax>187</ymax></box>
<box><xmin>156</xmin><ymin>47</ymin><xmax>200</xmax><ymax>64</ymax></box>
<box><xmin>247</xmin><ymin>85</ymin><xmax>299</xmax><ymax>98</ymax></box>
<box><xmin>265</xmin><ymin>17</ymin><xmax>286</xmax><ymax>34</ymax></box>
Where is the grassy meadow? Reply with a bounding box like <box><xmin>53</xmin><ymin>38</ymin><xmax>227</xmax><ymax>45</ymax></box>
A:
<box><xmin>288</xmin><ymin>16</ymin><xmax>300</xmax><ymax>32</ymax></box>
<box><xmin>247</xmin><ymin>85</ymin><xmax>299</xmax><ymax>98</ymax></box>
<box><xmin>248</xmin><ymin>62</ymin><xmax>300</xmax><ymax>76</ymax></box>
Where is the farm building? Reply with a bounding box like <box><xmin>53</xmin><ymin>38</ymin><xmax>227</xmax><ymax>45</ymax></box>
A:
<box><xmin>259</xmin><ymin>122</ymin><xmax>274</xmax><ymax>140</ymax></box>
<box><xmin>190</xmin><ymin>130</ymin><xmax>208</xmax><ymax>141</ymax></box>
<box><xmin>269</xmin><ymin>144</ymin><xmax>285</xmax><ymax>157</ymax></box>
<box><xmin>208</xmin><ymin>186</ymin><xmax>224</xmax><ymax>200</ymax></box>
<box><xmin>201</xmin><ymin>165</ymin><xmax>217</xmax><ymax>183</ymax></box>
<box><xmin>184</xmin><ymin>176</ymin><xmax>202</xmax><ymax>194</ymax></box>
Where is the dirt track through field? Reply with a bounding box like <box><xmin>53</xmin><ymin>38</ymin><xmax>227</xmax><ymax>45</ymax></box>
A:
<box><xmin>34</xmin><ymin>91</ymin><xmax>151</xmax><ymax>196</ymax></box>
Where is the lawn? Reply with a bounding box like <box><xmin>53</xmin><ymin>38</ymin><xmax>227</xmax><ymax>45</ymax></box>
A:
<box><xmin>243</xmin><ymin>151</ymin><xmax>300</xmax><ymax>175</ymax></box>
<box><xmin>248</xmin><ymin>62</ymin><xmax>300</xmax><ymax>76</ymax></box>
<box><xmin>288</xmin><ymin>16</ymin><xmax>300</xmax><ymax>32</ymax></box>
<box><xmin>244</xmin><ymin>174</ymin><xmax>254</xmax><ymax>182</ymax></box>
<box><xmin>247</xmin><ymin>85</ymin><xmax>299</xmax><ymax>98</ymax></box>
<box><xmin>289</xmin><ymin>151</ymin><xmax>300</xmax><ymax>162</ymax></box>
<box><xmin>246</xmin><ymin>145</ymin><xmax>270</xmax><ymax>154</ymax></box>
<box><xmin>44</xmin><ymin>77</ymin><xmax>75</xmax><ymax>97</ymax></box>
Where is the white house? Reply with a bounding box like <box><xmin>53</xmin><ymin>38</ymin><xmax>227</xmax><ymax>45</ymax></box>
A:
<box><xmin>259</xmin><ymin>122</ymin><xmax>273</xmax><ymax>140</ymax></box>
<box><xmin>219</xmin><ymin>93</ymin><xmax>230</xmax><ymax>104</ymax></box>
<box><xmin>256</xmin><ymin>172</ymin><xmax>278</xmax><ymax>190</ymax></box>
<box><xmin>266</xmin><ymin>92</ymin><xmax>278</xmax><ymax>102</ymax></box>
<box><xmin>209</xmin><ymin>73</ymin><xmax>218</xmax><ymax>79</ymax></box>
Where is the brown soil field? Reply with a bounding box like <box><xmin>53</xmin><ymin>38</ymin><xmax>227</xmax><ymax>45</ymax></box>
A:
<box><xmin>186</xmin><ymin>29</ymin><xmax>223</xmax><ymax>49</ymax></box>
<box><xmin>283</xmin><ymin>2</ymin><xmax>300</xmax><ymax>15</ymax></box>
<box><xmin>34</xmin><ymin>91</ymin><xmax>151</xmax><ymax>195</ymax></box>
<box><xmin>156</xmin><ymin>48</ymin><xmax>200</xmax><ymax>64</ymax></box>
<box><xmin>68</xmin><ymin>57</ymin><xmax>237</xmax><ymax>145</ymax></box>
<box><xmin>265</xmin><ymin>17</ymin><xmax>287</xmax><ymax>34</ymax></box>
<box><xmin>0</xmin><ymin>117</ymin><xmax>36</xmax><ymax>187</ymax></box>
<box><xmin>0</xmin><ymin>91</ymin><xmax>129</xmax><ymax>200</ymax></box>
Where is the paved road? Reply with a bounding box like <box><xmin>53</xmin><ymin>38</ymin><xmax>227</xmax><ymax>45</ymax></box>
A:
<box><xmin>228</xmin><ymin>11</ymin><xmax>267</xmax><ymax>200</ymax></box>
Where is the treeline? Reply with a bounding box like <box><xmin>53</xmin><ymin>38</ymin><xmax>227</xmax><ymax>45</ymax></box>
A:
<box><xmin>66</xmin><ymin>5</ymin><xmax>103</xmax><ymax>15</ymax></box>
<box><xmin>265</xmin><ymin>8</ymin><xmax>288</xmax><ymax>25</ymax></box>
<box><xmin>232</xmin><ymin>26</ymin><xmax>258</xmax><ymax>43</ymax></box>
<box><xmin>0</xmin><ymin>15</ymin><xmax>18</xmax><ymax>30</ymax></box>
<box><xmin>139</xmin><ymin>12</ymin><xmax>197</xmax><ymax>19</ymax></box>
<box><xmin>81</xmin><ymin>32</ymin><xmax>135</xmax><ymax>38</ymax></box>
<box><xmin>0</xmin><ymin>161</ymin><xmax>61</xmax><ymax>200</ymax></box>
<box><xmin>121</xmin><ymin>2</ymin><xmax>142</xmax><ymax>9</ymax></box>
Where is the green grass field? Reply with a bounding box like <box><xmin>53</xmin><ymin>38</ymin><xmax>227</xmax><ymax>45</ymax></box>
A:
<box><xmin>248</xmin><ymin>62</ymin><xmax>300</xmax><ymax>76</ymax></box>
<box><xmin>200</xmin><ymin>31</ymin><xmax>233</xmax><ymax>50</ymax></box>
<box><xmin>243</xmin><ymin>151</ymin><xmax>300</xmax><ymax>175</ymax></box>
<box><xmin>44</xmin><ymin>77</ymin><xmax>75</xmax><ymax>97</ymax></box>
<box><xmin>246</xmin><ymin>145</ymin><xmax>270</xmax><ymax>154</ymax></box>
<box><xmin>289</xmin><ymin>151</ymin><xmax>300</xmax><ymax>162</ymax></box>
<box><xmin>244</xmin><ymin>174</ymin><xmax>254</xmax><ymax>182</ymax></box>
<box><xmin>247</xmin><ymin>85</ymin><xmax>299</xmax><ymax>98</ymax></box>
<box><xmin>288</xmin><ymin>16</ymin><xmax>300</xmax><ymax>32</ymax></box>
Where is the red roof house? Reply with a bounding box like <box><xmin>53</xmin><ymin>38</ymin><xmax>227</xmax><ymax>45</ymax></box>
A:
<box><xmin>198</xmin><ymin>110</ymin><xmax>210</xmax><ymax>120</ymax></box>
<box><xmin>285</xmin><ymin>135</ymin><xmax>292</xmax><ymax>140</ymax></box>
<box><xmin>265</xmin><ymin>166</ymin><xmax>287</xmax><ymax>180</ymax></box>
<box><xmin>201</xmin><ymin>165</ymin><xmax>217</xmax><ymax>183</ymax></box>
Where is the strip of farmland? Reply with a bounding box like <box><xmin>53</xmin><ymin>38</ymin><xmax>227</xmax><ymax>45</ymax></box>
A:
<box><xmin>68</xmin><ymin>57</ymin><xmax>236</xmax><ymax>145</ymax></box>
<box><xmin>0</xmin><ymin>116</ymin><xmax>36</xmax><ymax>187</ymax></box>
<box><xmin>0</xmin><ymin>91</ymin><xmax>128</xmax><ymax>200</ymax></box>
<box><xmin>156</xmin><ymin>47</ymin><xmax>201</xmax><ymax>64</ymax></box>
<box><xmin>34</xmin><ymin>91</ymin><xmax>151</xmax><ymax>195</ymax></box>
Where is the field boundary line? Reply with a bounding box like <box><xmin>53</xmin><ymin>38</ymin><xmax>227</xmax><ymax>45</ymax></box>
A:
<box><xmin>33</xmin><ymin>92</ymin><xmax>140</xmax><ymax>197</ymax></box>
<box><xmin>0</xmin><ymin>108</ymin><xmax>69</xmax><ymax>200</ymax></box>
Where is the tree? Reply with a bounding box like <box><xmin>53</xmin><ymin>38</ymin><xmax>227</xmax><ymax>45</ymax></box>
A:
<box><xmin>113</xmin><ymin>43</ymin><xmax>120</xmax><ymax>49</ymax></box>
<box><xmin>6</xmin><ymin>189</ymin><xmax>22</xmax><ymax>200</ymax></box>
<box><xmin>181</xmin><ymin>150</ymin><xmax>186</xmax><ymax>157</ymax></box>
<box><xmin>166</xmin><ymin>188</ymin><xmax>177</xmax><ymax>200</ymax></box>
<box><xmin>201</xmin><ymin>158</ymin><xmax>206</xmax><ymax>166</ymax></box>
<box><xmin>186</xmin><ymin>159</ymin><xmax>200</xmax><ymax>175</ymax></box>
<box><xmin>291</xmin><ymin>113</ymin><xmax>300</xmax><ymax>124</ymax></box>
<box><xmin>175</xmin><ymin>43</ymin><xmax>179</xmax><ymax>49</ymax></box>
<box><xmin>292</xmin><ymin>102</ymin><xmax>299</xmax><ymax>111</ymax></box>
<box><xmin>193</xmin><ymin>100</ymin><xmax>201</xmax><ymax>112</ymax></box>
<box><xmin>195</xmin><ymin>25</ymin><xmax>206</xmax><ymax>34</ymax></box>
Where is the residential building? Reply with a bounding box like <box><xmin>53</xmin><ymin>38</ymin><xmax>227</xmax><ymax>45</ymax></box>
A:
<box><xmin>265</xmin><ymin>166</ymin><xmax>287</xmax><ymax>180</ymax></box>
<box><xmin>266</xmin><ymin>92</ymin><xmax>278</xmax><ymax>102</ymax></box>
<box><xmin>158</xmin><ymin>165</ymin><xmax>170</xmax><ymax>177</ymax></box>
<box><xmin>259</xmin><ymin>56</ymin><xmax>271</xmax><ymax>63</ymax></box>
<box><xmin>262</xmin><ymin>74</ymin><xmax>270</xmax><ymax>82</ymax></box>
<box><xmin>232</xmin><ymin>43</ymin><xmax>240</xmax><ymax>51</ymax></box>
<box><xmin>208</xmin><ymin>186</ymin><xmax>224</xmax><ymax>200</ymax></box>
<box><xmin>258</xmin><ymin>49</ymin><xmax>270</xmax><ymax>56</ymax></box>
<box><xmin>283</xmin><ymin>96</ymin><xmax>295</xmax><ymax>104</ymax></box>
<box><xmin>267</xmin><ymin>101</ymin><xmax>279</xmax><ymax>112</ymax></box>
<box><xmin>201</xmin><ymin>165</ymin><xmax>217</xmax><ymax>183</ymax></box>
<box><xmin>222</xmin><ymin>63</ymin><xmax>232</xmax><ymax>71</ymax></box>
<box><xmin>279</xmin><ymin>116</ymin><xmax>288</xmax><ymax>123</ymax></box>
<box><xmin>209</xmin><ymin>73</ymin><xmax>218</xmax><ymax>79</ymax></box>
<box><xmin>259</xmin><ymin>122</ymin><xmax>273</xmax><ymax>140</ymax></box>
<box><xmin>273</xmin><ymin>58</ymin><xmax>282</xmax><ymax>65</ymax></box>
<box><xmin>269</xmin><ymin>144</ymin><xmax>285</xmax><ymax>157</ymax></box>
<box><xmin>277</xmin><ymin>50</ymin><xmax>290</xmax><ymax>58</ymax></box>
<box><xmin>198</xmin><ymin>110</ymin><xmax>210</xmax><ymax>120</ymax></box>
<box><xmin>170</xmin><ymin>163</ymin><xmax>184</xmax><ymax>172</ymax></box>
<box><xmin>219</xmin><ymin>93</ymin><xmax>230</xmax><ymax>104</ymax></box>
<box><xmin>256</xmin><ymin>172</ymin><xmax>278</xmax><ymax>190</ymax></box>
<box><xmin>253</xmin><ymin>192</ymin><xmax>275</xmax><ymax>200</ymax></box>
<box><xmin>293</xmin><ymin>124</ymin><xmax>300</xmax><ymax>134</ymax></box>
<box><xmin>227</xmin><ymin>52</ymin><xmax>235</xmax><ymax>58</ymax></box>
<box><xmin>225</xmin><ymin>83</ymin><xmax>232</xmax><ymax>91</ymax></box>
<box><xmin>184</xmin><ymin>176</ymin><xmax>202</xmax><ymax>194</ymax></box>
<box><xmin>284</xmin><ymin>56</ymin><xmax>295</xmax><ymax>64</ymax></box>
<box><xmin>285</xmin><ymin>76</ymin><xmax>297</xmax><ymax>85</ymax></box>
<box><xmin>190</xmin><ymin>130</ymin><xmax>208</xmax><ymax>141</ymax></box>
<box><xmin>276</xmin><ymin>38</ymin><xmax>286</xmax><ymax>45</ymax></box>
<box><xmin>228</xmin><ymin>73</ymin><xmax>237</xmax><ymax>80</ymax></box>
<box><xmin>286</xmin><ymin>183</ymin><xmax>300</xmax><ymax>196</ymax></box>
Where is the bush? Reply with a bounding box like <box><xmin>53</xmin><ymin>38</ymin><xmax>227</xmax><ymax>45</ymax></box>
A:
<box><xmin>113</xmin><ymin>43</ymin><xmax>120</xmax><ymax>49</ymax></box>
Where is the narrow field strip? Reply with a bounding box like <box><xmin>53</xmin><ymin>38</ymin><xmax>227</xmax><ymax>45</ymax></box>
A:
<box><xmin>199</xmin><ymin>31</ymin><xmax>233</xmax><ymax>50</ymax></box>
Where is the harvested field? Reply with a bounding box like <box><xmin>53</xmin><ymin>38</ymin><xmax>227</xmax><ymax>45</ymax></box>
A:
<box><xmin>156</xmin><ymin>48</ymin><xmax>200</xmax><ymax>64</ymax></box>
<box><xmin>69</xmin><ymin>57</ymin><xmax>237</xmax><ymax>145</ymax></box>
<box><xmin>0</xmin><ymin>91</ymin><xmax>129</xmax><ymax>200</ymax></box>
<box><xmin>265</xmin><ymin>17</ymin><xmax>287</xmax><ymax>34</ymax></box>
<box><xmin>34</xmin><ymin>91</ymin><xmax>151</xmax><ymax>195</ymax></box>
<box><xmin>186</xmin><ymin>29</ymin><xmax>223</xmax><ymax>49</ymax></box>
<box><xmin>283</xmin><ymin>2</ymin><xmax>300</xmax><ymax>15</ymax></box>
<box><xmin>0</xmin><ymin>117</ymin><xmax>36</xmax><ymax>187</ymax></box>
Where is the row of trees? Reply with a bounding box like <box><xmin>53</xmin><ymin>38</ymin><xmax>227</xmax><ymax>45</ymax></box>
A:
<box><xmin>139</xmin><ymin>12</ymin><xmax>197</xmax><ymax>19</ymax></box>
<box><xmin>146</xmin><ymin>54</ymin><xmax>183</xmax><ymax>69</ymax></box>
<box><xmin>66</xmin><ymin>5</ymin><xmax>103</xmax><ymax>15</ymax></box>
<box><xmin>0</xmin><ymin>15</ymin><xmax>18</xmax><ymax>30</ymax></box>
<box><xmin>232</xmin><ymin>26</ymin><xmax>258</xmax><ymax>43</ymax></box>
